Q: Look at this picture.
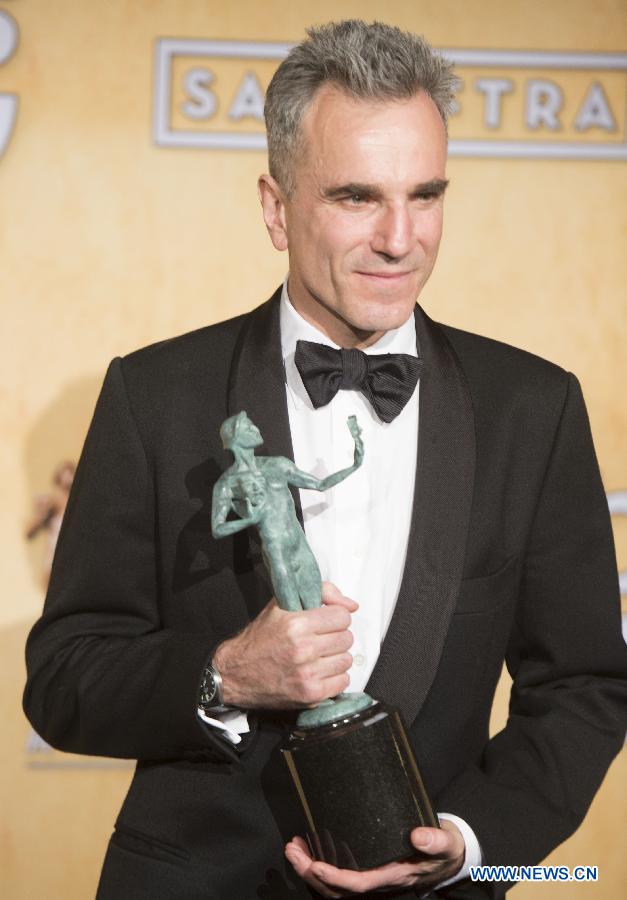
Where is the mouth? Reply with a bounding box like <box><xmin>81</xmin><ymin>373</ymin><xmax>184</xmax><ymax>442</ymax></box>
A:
<box><xmin>354</xmin><ymin>270</ymin><xmax>413</xmax><ymax>282</ymax></box>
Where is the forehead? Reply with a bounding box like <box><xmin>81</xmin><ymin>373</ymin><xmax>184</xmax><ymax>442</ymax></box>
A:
<box><xmin>297</xmin><ymin>83</ymin><xmax>447</xmax><ymax>185</ymax></box>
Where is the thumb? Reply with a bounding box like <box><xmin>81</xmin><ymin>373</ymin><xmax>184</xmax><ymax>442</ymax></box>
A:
<box><xmin>321</xmin><ymin>581</ymin><xmax>358</xmax><ymax>612</ymax></box>
<box><xmin>411</xmin><ymin>825</ymin><xmax>462</xmax><ymax>857</ymax></box>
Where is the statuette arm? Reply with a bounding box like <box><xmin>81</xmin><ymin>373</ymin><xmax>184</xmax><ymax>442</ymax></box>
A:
<box><xmin>211</xmin><ymin>478</ymin><xmax>261</xmax><ymax>538</ymax></box>
<box><xmin>288</xmin><ymin>416</ymin><xmax>364</xmax><ymax>493</ymax></box>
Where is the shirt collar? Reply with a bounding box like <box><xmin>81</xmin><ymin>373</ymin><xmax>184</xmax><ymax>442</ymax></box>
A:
<box><xmin>280</xmin><ymin>278</ymin><xmax>418</xmax><ymax>410</ymax></box>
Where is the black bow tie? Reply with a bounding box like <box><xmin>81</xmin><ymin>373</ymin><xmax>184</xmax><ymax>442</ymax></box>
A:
<box><xmin>294</xmin><ymin>339</ymin><xmax>422</xmax><ymax>423</ymax></box>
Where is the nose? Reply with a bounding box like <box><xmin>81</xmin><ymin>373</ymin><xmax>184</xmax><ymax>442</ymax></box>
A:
<box><xmin>371</xmin><ymin>202</ymin><xmax>414</xmax><ymax>260</ymax></box>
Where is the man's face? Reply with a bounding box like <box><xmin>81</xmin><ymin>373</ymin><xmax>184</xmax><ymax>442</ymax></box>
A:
<box><xmin>263</xmin><ymin>84</ymin><xmax>448</xmax><ymax>347</ymax></box>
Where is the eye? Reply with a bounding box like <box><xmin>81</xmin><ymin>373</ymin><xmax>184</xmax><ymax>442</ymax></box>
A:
<box><xmin>415</xmin><ymin>189</ymin><xmax>444</xmax><ymax>203</ymax></box>
<box><xmin>347</xmin><ymin>193</ymin><xmax>365</xmax><ymax>204</ymax></box>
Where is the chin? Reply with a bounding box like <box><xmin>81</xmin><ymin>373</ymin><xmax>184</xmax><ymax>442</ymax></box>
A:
<box><xmin>347</xmin><ymin>299</ymin><xmax>416</xmax><ymax>334</ymax></box>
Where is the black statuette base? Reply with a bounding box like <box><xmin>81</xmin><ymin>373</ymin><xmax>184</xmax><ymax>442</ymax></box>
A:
<box><xmin>282</xmin><ymin>702</ymin><xmax>438</xmax><ymax>871</ymax></box>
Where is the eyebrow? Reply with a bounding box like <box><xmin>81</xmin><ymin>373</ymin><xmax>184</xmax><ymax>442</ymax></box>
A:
<box><xmin>322</xmin><ymin>179</ymin><xmax>449</xmax><ymax>200</ymax></box>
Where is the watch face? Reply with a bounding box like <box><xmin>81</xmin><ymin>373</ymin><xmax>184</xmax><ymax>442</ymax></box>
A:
<box><xmin>201</xmin><ymin>668</ymin><xmax>217</xmax><ymax>707</ymax></box>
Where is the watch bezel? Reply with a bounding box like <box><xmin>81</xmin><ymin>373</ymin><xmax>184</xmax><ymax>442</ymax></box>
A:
<box><xmin>198</xmin><ymin>660</ymin><xmax>226</xmax><ymax>713</ymax></box>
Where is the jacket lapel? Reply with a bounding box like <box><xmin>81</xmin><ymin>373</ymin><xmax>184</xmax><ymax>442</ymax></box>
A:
<box><xmin>366</xmin><ymin>306</ymin><xmax>476</xmax><ymax>726</ymax></box>
<box><xmin>227</xmin><ymin>286</ymin><xmax>293</xmax><ymax>460</ymax></box>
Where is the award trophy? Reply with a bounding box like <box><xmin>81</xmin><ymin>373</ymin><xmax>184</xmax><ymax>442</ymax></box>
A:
<box><xmin>212</xmin><ymin>411</ymin><xmax>438</xmax><ymax>870</ymax></box>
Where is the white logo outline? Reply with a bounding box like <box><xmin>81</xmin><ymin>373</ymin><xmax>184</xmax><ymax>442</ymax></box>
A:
<box><xmin>0</xmin><ymin>8</ymin><xmax>19</xmax><ymax>158</ymax></box>
<box><xmin>153</xmin><ymin>39</ymin><xmax>627</xmax><ymax>160</ymax></box>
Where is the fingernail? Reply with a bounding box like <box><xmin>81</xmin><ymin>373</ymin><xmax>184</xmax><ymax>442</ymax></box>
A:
<box><xmin>414</xmin><ymin>829</ymin><xmax>432</xmax><ymax>848</ymax></box>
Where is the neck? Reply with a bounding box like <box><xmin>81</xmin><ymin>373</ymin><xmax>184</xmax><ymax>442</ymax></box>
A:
<box><xmin>232</xmin><ymin>447</ymin><xmax>256</xmax><ymax>469</ymax></box>
<box><xmin>287</xmin><ymin>278</ymin><xmax>385</xmax><ymax>350</ymax></box>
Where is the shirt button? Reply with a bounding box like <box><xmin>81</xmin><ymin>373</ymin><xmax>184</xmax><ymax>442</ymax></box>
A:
<box><xmin>353</xmin><ymin>653</ymin><xmax>366</xmax><ymax>667</ymax></box>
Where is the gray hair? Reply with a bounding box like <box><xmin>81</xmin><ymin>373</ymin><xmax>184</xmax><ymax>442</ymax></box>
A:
<box><xmin>264</xmin><ymin>20</ymin><xmax>459</xmax><ymax>195</ymax></box>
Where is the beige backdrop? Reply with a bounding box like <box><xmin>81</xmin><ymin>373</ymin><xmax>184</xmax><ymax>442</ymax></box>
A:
<box><xmin>1</xmin><ymin>1</ymin><xmax>626</xmax><ymax>897</ymax></box>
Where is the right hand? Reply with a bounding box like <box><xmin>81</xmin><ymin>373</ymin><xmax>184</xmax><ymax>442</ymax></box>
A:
<box><xmin>212</xmin><ymin>582</ymin><xmax>356</xmax><ymax>709</ymax></box>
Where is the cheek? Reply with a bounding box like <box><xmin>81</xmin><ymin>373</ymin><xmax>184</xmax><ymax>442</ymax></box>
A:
<box><xmin>416</xmin><ymin>210</ymin><xmax>444</xmax><ymax>252</ymax></box>
<box><xmin>308</xmin><ymin>215</ymin><xmax>366</xmax><ymax>270</ymax></box>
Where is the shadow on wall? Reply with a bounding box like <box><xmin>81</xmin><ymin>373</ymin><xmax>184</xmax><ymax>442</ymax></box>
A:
<box><xmin>4</xmin><ymin>619</ymin><xmax>133</xmax><ymax>900</ymax></box>
<box><xmin>22</xmin><ymin>374</ymin><xmax>104</xmax><ymax>592</ymax></box>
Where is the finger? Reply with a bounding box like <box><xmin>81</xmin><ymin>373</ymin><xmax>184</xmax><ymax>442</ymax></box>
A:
<box><xmin>312</xmin><ymin>857</ymin><xmax>438</xmax><ymax>894</ymax></box>
<box><xmin>291</xmin><ymin>836</ymin><xmax>310</xmax><ymax>854</ymax></box>
<box><xmin>314</xmin><ymin>652</ymin><xmax>353</xmax><ymax>678</ymax></box>
<box><xmin>305</xmin><ymin>604</ymin><xmax>353</xmax><ymax>635</ymax></box>
<box><xmin>288</xmin><ymin>840</ymin><xmax>426</xmax><ymax>895</ymax></box>
<box><xmin>285</xmin><ymin>840</ymin><xmax>343</xmax><ymax>899</ymax></box>
<box><xmin>286</xmin><ymin>603</ymin><xmax>351</xmax><ymax>637</ymax></box>
<box><xmin>411</xmin><ymin>824</ymin><xmax>463</xmax><ymax>858</ymax></box>
<box><xmin>310</xmin><ymin>860</ymin><xmax>405</xmax><ymax>894</ymax></box>
<box><xmin>322</xmin><ymin>581</ymin><xmax>359</xmax><ymax>611</ymax></box>
<box><xmin>318</xmin><ymin>672</ymin><xmax>351</xmax><ymax>698</ymax></box>
<box><xmin>314</xmin><ymin>630</ymin><xmax>354</xmax><ymax>657</ymax></box>
<box><xmin>296</xmin><ymin>671</ymin><xmax>351</xmax><ymax>707</ymax></box>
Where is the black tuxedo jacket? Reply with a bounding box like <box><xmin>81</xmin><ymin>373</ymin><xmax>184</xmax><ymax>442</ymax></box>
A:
<box><xmin>24</xmin><ymin>288</ymin><xmax>627</xmax><ymax>899</ymax></box>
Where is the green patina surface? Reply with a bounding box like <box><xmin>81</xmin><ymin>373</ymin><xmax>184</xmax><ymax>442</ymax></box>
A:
<box><xmin>212</xmin><ymin>411</ymin><xmax>374</xmax><ymax>727</ymax></box>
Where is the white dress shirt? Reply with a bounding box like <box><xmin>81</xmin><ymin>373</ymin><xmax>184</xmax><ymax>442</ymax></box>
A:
<box><xmin>200</xmin><ymin>282</ymin><xmax>482</xmax><ymax>882</ymax></box>
<box><xmin>281</xmin><ymin>284</ymin><xmax>419</xmax><ymax>692</ymax></box>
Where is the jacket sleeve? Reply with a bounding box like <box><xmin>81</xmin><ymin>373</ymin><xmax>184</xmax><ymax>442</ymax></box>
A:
<box><xmin>23</xmin><ymin>357</ymin><xmax>241</xmax><ymax>764</ymax></box>
<box><xmin>436</xmin><ymin>373</ymin><xmax>627</xmax><ymax>877</ymax></box>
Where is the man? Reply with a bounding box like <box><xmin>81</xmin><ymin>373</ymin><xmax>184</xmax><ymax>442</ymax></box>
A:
<box><xmin>23</xmin><ymin>20</ymin><xmax>627</xmax><ymax>900</ymax></box>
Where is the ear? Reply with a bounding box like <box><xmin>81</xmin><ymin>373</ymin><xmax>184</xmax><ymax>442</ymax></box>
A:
<box><xmin>258</xmin><ymin>174</ymin><xmax>289</xmax><ymax>251</ymax></box>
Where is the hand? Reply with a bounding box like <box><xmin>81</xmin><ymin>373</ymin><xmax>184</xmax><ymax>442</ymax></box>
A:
<box><xmin>244</xmin><ymin>497</ymin><xmax>262</xmax><ymax>523</ymax></box>
<box><xmin>347</xmin><ymin>416</ymin><xmax>364</xmax><ymax>467</ymax></box>
<box><xmin>285</xmin><ymin>820</ymin><xmax>465</xmax><ymax>898</ymax></box>
<box><xmin>213</xmin><ymin>582</ymin><xmax>356</xmax><ymax>709</ymax></box>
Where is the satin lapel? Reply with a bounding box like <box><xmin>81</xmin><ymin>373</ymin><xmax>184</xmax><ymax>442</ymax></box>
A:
<box><xmin>366</xmin><ymin>306</ymin><xmax>476</xmax><ymax>726</ymax></box>
<box><xmin>227</xmin><ymin>286</ymin><xmax>303</xmax><ymax>525</ymax></box>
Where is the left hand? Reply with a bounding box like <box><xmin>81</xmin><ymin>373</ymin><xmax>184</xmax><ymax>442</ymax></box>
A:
<box><xmin>285</xmin><ymin>820</ymin><xmax>465</xmax><ymax>898</ymax></box>
<box><xmin>244</xmin><ymin>496</ymin><xmax>263</xmax><ymax>523</ymax></box>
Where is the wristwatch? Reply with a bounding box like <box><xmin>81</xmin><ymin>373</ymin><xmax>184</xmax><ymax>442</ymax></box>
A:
<box><xmin>198</xmin><ymin>659</ymin><xmax>228</xmax><ymax>714</ymax></box>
